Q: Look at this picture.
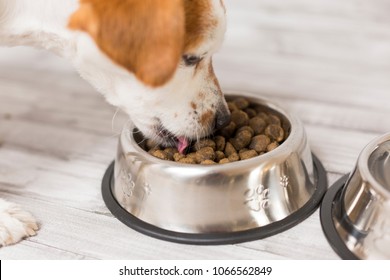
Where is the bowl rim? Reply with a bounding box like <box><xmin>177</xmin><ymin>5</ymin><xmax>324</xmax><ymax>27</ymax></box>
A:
<box><xmin>357</xmin><ymin>132</ymin><xmax>390</xmax><ymax>199</ymax></box>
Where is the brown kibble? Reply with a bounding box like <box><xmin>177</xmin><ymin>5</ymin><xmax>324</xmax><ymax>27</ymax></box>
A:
<box><xmin>236</xmin><ymin>126</ymin><xmax>254</xmax><ymax>137</ymax></box>
<box><xmin>178</xmin><ymin>157</ymin><xmax>196</xmax><ymax>164</ymax></box>
<box><xmin>227</xmin><ymin>101</ymin><xmax>239</xmax><ymax>112</ymax></box>
<box><xmin>228</xmin><ymin>152</ymin><xmax>240</xmax><ymax>162</ymax></box>
<box><xmin>215</xmin><ymin>151</ymin><xmax>226</xmax><ymax>161</ymax></box>
<box><xmin>220</xmin><ymin>121</ymin><xmax>236</xmax><ymax>139</ymax></box>
<box><xmin>231</xmin><ymin>110</ymin><xmax>249</xmax><ymax>128</ymax></box>
<box><xmin>224</xmin><ymin>142</ymin><xmax>237</xmax><ymax>157</ymax></box>
<box><xmin>187</xmin><ymin>152</ymin><xmax>198</xmax><ymax>161</ymax></box>
<box><xmin>200</xmin><ymin>160</ymin><xmax>216</xmax><ymax>165</ymax></box>
<box><xmin>268</xmin><ymin>114</ymin><xmax>281</xmax><ymax>126</ymax></box>
<box><xmin>234</xmin><ymin>97</ymin><xmax>250</xmax><ymax>110</ymax></box>
<box><xmin>267</xmin><ymin>142</ymin><xmax>279</xmax><ymax>152</ymax></box>
<box><xmin>239</xmin><ymin>149</ymin><xmax>258</xmax><ymax>160</ymax></box>
<box><xmin>214</xmin><ymin>135</ymin><xmax>226</xmax><ymax>151</ymax></box>
<box><xmin>230</xmin><ymin>130</ymin><xmax>252</xmax><ymax>150</ymax></box>
<box><xmin>265</xmin><ymin>124</ymin><xmax>284</xmax><ymax>142</ymax></box>
<box><xmin>164</xmin><ymin>147</ymin><xmax>178</xmax><ymax>160</ymax></box>
<box><xmin>244</xmin><ymin>108</ymin><xmax>257</xmax><ymax>118</ymax></box>
<box><xmin>195</xmin><ymin>147</ymin><xmax>215</xmax><ymax>163</ymax></box>
<box><xmin>173</xmin><ymin>152</ymin><xmax>185</xmax><ymax>161</ymax></box>
<box><xmin>257</xmin><ymin>111</ymin><xmax>268</xmax><ymax>124</ymax></box>
<box><xmin>249</xmin><ymin>135</ymin><xmax>271</xmax><ymax>153</ymax></box>
<box><xmin>151</xmin><ymin>150</ymin><xmax>169</xmax><ymax>160</ymax></box>
<box><xmin>219</xmin><ymin>158</ymin><xmax>230</xmax><ymax>164</ymax></box>
<box><xmin>249</xmin><ymin>117</ymin><xmax>267</xmax><ymax>135</ymax></box>
<box><xmin>194</xmin><ymin>139</ymin><xmax>216</xmax><ymax>151</ymax></box>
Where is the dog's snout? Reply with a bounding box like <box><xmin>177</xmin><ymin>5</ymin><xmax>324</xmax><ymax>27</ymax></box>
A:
<box><xmin>215</xmin><ymin>105</ymin><xmax>231</xmax><ymax>130</ymax></box>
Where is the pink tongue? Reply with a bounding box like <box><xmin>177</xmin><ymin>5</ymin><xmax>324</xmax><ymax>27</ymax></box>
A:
<box><xmin>177</xmin><ymin>136</ymin><xmax>189</xmax><ymax>154</ymax></box>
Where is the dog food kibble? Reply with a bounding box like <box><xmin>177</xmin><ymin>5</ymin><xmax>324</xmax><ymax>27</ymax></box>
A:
<box><xmin>150</xmin><ymin>150</ymin><xmax>169</xmax><ymax>160</ymax></box>
<box><xmin>237</xmin><ymin>126</ymin><xmax>254</xmax><ymax>137</ymax></box>
<box><xmin>227</xmin><ymin>101</ymin><xmax>239</xmax><ymax>112</ymax></box>
<box><xmin>230</xmin><ymin>130</ymin><xmax>252</xmax><ymax>150</ymax></box>
<box><xmin>249</xmin><ymin>135</ymin><xmax>271</xmax><ymax>153</ymax></box>
<box><xmin>146</xmin><ymin>97</ymin><xmax>288</xmax><ymax>164</ymax></box>
<box><xmin>244</xmin><ymin>108</ymin><xmax>257</xmax><ymax>118</ymax></box>
<box><xmin>200</xmin><ymin>159</ymin><xmax>217</xmax><ymax>165</ymax></box>
<box><xmin>265</xmin><ymin>124</ymin><xmax>284</xmax><ymax>142</ymax></box>
<box><xmin>268</xmin><ymin>114</ymin><xmax>282</xmax><ymax>126</ymax></box>
<box><xmin>224</xmin><ymin>142</ymin><xmax>236</xmax><ymax>157</ymax></box>
<box><xmin>239</xmin><ymin>149</ymin><xmax>258</xmax><ymax>160</ymax></box>
<box><xmin>219</xmin><ymin>158</ymin><xmax>230</xmax><ymax>164</ymax></box>
<box><xmin>267</xmin><ymin>142</ymin><xmax>279</xmax><ymax>152</ymax></box>
<box><xmin>231</xmin><ymin>110</ymin><xmax>249</xmax><ymax>127</ymax></box>
<box><xmin>194</xmin><ymin>139</ymin><xmax>216</xmax><ymax>151</ymax></box>
<box><xmin>228</xmin><ymin>152</ymin><xmax>240</xmax><ymax>162</ymax></box>
<box><xmin>179</xmin><ymin>157</ymin><xmax>196</xmax><ymax>164</ymax></box>
<box><xmin>164</xmin><ymin>147</ymin><xmax>178</xmax><ymax>160</ymax></box>
<box><xmin>195</xmin><ymin>147</ymin><xmax>216</xmax><ymax>163</ymax></box>
<box><xmin>220</xmin><ymin>121</ymin><xmax>236</xmax><ymax>139</ymax></box>
<box><xmin>173</xmin><ymin>152</ymin><xmax>185</xmax><ymax>162</ymax></box>
<box><xmin>249</xmin><ymin>117</ymin><xmax>267</xmax><ymax>135</ymax></box>
<box><xmin>233</xmin><ymin>97</ymin><xmax>250</xmax><ymax>110</ymax></box>
<box><xmin>215</xmin><ymin>151</ymin><xmax>226</xmax><ymax>161</ymax></box>
<box><xmin>214</xmin><ymin>135</ymin><xmax>226</xmax><ymax>151</ymax></box>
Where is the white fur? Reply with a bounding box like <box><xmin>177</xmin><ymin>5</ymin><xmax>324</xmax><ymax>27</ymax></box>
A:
<box><xmin>0</xmin><ymin>198</ymin><xmax>38</xmax><ymax>246</ymax></box>
<box><xmin>0</xmin><ymin>0</ymin><xmax>226</xmax><ymax>245</ymax></box>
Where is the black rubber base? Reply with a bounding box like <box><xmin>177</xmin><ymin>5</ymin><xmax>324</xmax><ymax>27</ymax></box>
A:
<box><xmin>320</xmin><ymin>174</ymin><xmax>359</xmax><ymax>259</ymax></box>
<box><xmin>102</xmin><ymin>155</ymin><xmax>328</xmax><ymax>245</ymax></box>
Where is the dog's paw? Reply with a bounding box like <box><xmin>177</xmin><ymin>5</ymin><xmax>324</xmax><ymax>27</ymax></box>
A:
<box><xmin>0</xmin><ymin>198</ymin><xmax>39</xmax><ymax>246</ymax></box>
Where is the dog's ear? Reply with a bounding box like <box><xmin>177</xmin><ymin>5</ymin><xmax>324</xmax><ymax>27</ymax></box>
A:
<box><xmin>69</xmin><ymin>0</ymin><xmax>185</xmax><ymax>87</ymax></box>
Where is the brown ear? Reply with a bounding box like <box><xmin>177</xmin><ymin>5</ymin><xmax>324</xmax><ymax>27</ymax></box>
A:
<box><xmin>69</xmin><ymin>0</ymin><xmax>185</xmax><ymax>87</ymax></box>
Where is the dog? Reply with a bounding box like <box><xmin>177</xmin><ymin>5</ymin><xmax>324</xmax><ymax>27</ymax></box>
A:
<box><xmin>0</xmin><ymin>0</ymin><xmax>229</xmax><ymax>246</ymax></box>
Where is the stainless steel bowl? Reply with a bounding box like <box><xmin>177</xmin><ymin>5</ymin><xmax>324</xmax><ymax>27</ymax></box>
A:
<box><xmin>102</xmin><ymin>92</ymin><xmax>327</xmax><ymax>244</ymax></box>
<box><xmin>321</xmin><ymin>133</ymin><xmax>390</xmax><ymax>259</ymax></box>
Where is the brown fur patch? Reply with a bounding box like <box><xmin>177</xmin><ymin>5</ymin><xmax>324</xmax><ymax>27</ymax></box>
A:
<box><xmin>69</xmin><ymin>0</ymin><xmax>185</xmax><ymax>87</ymax></box>
<box><xmin>190</xmin><ymin>102</ymin><xmax>197</xmax><ymax>110</ymax></box>
<box><xmin>68</xmin><ymin>0</ymin><xmax>220</xmax><ymax>86</ymax></box>
<box><xmin>183</xmin><ymin>0</ymin><xmax>217</xmax><ymax>52</ymax></box>
<box><xmin>200</xmin><ymin>110</ymin><xmax>214</xmax><ymax>127</ymax></box>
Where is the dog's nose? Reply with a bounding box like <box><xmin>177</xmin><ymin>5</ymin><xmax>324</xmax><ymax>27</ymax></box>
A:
<box><xmin>215</xmin><ymin>105</ymin><xmax>231</xmax><ymax>130</ymax></box>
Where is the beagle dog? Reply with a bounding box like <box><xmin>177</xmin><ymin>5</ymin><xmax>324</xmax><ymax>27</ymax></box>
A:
<box><xmin>0</xmin><ymin>0</ymin><xmax>229</xmax><ymax>246</ymax></box>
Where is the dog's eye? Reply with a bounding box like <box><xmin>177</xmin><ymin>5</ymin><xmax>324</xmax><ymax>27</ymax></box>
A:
<box><xmin>183</xmin><ymin>54</ymin><xmax>202</xmax><ymax>66</ymax></box>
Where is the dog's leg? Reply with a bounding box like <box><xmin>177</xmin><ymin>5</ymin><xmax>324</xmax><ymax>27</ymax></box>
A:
<box><xmin>0</xmin><ymin>198</ymin><xmax>38</xmax><ymax>246</ymax></box>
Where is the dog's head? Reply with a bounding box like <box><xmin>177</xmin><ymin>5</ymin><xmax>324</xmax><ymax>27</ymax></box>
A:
<box><xmin>68</xmin><ymin>0</ymin><xmax>229</xmax><ymax>150</ymax></box>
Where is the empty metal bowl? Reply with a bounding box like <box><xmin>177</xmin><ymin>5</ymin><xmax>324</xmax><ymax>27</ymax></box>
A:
<box><xmin>321</xmin><ymin>132</ymin><xmax>390</xmax><ymax>259</ymax></box>
<box><xmin>102</xmin><ymin>92</ymin><xmax>327</xmax><ymax>245</ymax></box>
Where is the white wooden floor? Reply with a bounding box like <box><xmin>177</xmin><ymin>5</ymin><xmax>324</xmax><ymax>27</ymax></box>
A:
<box><xmin>1</xmin><ymin>0</ymin><xmax>390</xmax><ymax>259</ymax></box>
